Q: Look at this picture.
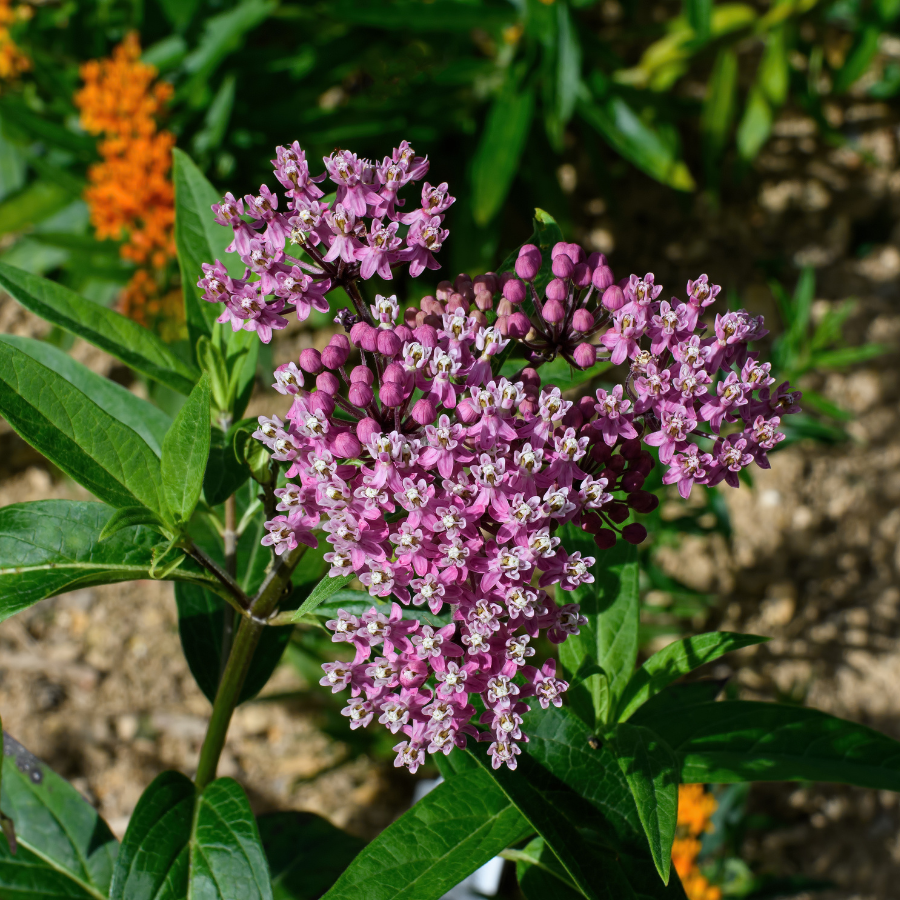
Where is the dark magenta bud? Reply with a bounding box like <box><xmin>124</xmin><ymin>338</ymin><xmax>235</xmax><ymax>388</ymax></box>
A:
<box><xmin>565</xmin><ymin>243</ymin><xmax>585</xmax><ymax>264</ymax></box>
<box><xmin>515</xmin><ymin>244</ymin><xmax>541</xmax><ymax>281</ymax></box>
<box><xmin>573</xmin><ymin>343</ymin><xmax>597</xmax><ymax>368</ymax></box>
<box><xmin>376</xmin><ymin>329</ymin><xmax>402</xmax><ymax>358</ymax></box>
<box><xmin>507</xmin><ymin>312</ymin><xmax>531</xmax><ymax>339</ymax></box>
<box><xmin>542</xmin><ymin>298</ymin><xmax>565</xmax><ymax>324</ymax></box>
<box><xmin>331</xmin><ymin>432</ymin><xmax>361</xmax><ymax>459</ymax></box>
<box><xmin>587</xmin><ymin>252</ymin><xmax>607</xmax><ymax>268</ymax></box>
<box><xmin>602</xmin><ymin>284</ymin><xmax>625</xmax><ymax>311</ymax></box>
<box><xmin>545</xmin><ymin>278</ymin><xmax>567</xmax><ymax>302</ymax></box>
<box><xmin>348</xmin><ymin>382</ymin><xmax>374</xmax><ymax>407</ymax></box>
<box><xmin>626</xmin><ymin>490</ymin><xmax>659</xmax><ymax>513</ymax></box>
<box><xmin>562</xmin><ymin>407</ymin><xmax>583</xmax><ymax>430</ymax></box>
<box><xmin>350</xmin><ymin>322</ymin><xmax>378</xmax><ymax>352</ymax></box>
<box><xmin>411</xmin><ymin>398</ymin><xmax>437</xmax><ymax>425</ymax></box>
<box><xmin>379</xmin><ymin>383</ymin><xmax>405</xmax><ymax>407</ymax></box>
<box><xmin>350</xmin><ymin>365</ymin><xmax>374</xmax><ymax>385</ymax></box>
<box><xmin>580</xmin><ymin>514</ymin><xmax>603</xmax><ymax>534</ymax></box>
<box><xmin>607</xmin><ymin>501</ymin><xmax>630</xmax><ymax>524</ymax></box>
<box><xmin>330</xmin><ymin>333</ymin><xmax>350</xmax><ymax>352</ymax></box>
<box><xmin>550</xmin><ymin>241</ymin><xmax>568</xmax><ymax>260</ymax></box>
<box><xmin>383</xmin><ymin>362</ymin><xmax>407</xmax><ymax>384</ymax></box>
<box><xmin>356</xmin><ymin>417</ymin><xmax>381</xmax><ymax>444</ymax></box>
<box><xmin>621</xmin><ymin>471</ymin><xmax>645</xmax><ymax>492</ymax></box>
<box><xmin>572</xmin><ymin>309</ymin><xmax>595</xmax><ymax>332</ymax></box>
<box><xmin>413</xmin><ymin>324</ymin><xmax>439</xmax><ymax>348</ymax></box>
<box><xmin>321</xmin><ymin>344</ymin><xmax>348</xmax><ymax>370</ymax></box>
<box><xmin>394</xmin><ymin>324</ymin><xmax>414</xmax><ymax>344</ymax></box>
<box><xmin>592</xmin><ymin>265</ymin><xmax>614</xmax><ymax>291</ymax></box>
<box><xmin>520</xmin><ymin>367</ymin><xmax>542</xmax><ymax>388</ymax></box>
<box><xmin>620</xmin><ymin>438</ymin><xmax>642</xmax><ymax>459</ymax></box>
<box><xmin>578</xmin><ymin>396</ymin><xmax>596</xmax><ymax>421</ymax></box>
<box><xmin>572</xmin><ymin>262</ymin><xmax>592</xmax><ymax>288</ymax></box>
<box><xmin>551</xmin><ymin>254</ymin><xmax>574</xmax><ymax>279</ymax></box>
<box><xmin>316</xmin><ymin>372</ymin><xmax>340</xmax><ymax>394</ymax></box>
<box><xmin>622</xmin><ymin>523</ymin><xmax>648</xmax><ymax>545</ymax></box>
<box><xmin>308</xmin><ymin>391</ymin><xmax>335</xmax><ymax>417</ymax></box>
<box><xmin>456</xmin><ymin>399</ymin><xmax>478</xmax><ymax>423</ymax></box>
<box><xmin>299</xmin><ymin>348</ymin><xmax>323</xmax><ymax>374</ymax></box>
<box><xmin>594</xmin><ymin>529</ymin><xmax>617</xmax><ymax>550</ymax></box>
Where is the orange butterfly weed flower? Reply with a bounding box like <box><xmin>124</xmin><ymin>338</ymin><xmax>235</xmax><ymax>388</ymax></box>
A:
<box><xmin>76</xmin><ymin>33</ymin><xmax>182</xmax><ymax>331</ymax></box>
<box><xmin>0</xmin><ymin>0</ymin><xmax>32</xmax><ymax>82</ymax></box>
<box><xmin>672</xmin><ymin>784</ymin><xmax>722</xmax><ymax>900</ymax></box>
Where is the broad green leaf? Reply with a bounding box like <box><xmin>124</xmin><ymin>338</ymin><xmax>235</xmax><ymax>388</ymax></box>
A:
<box><xmin>653</xmin><ymin>701</ymin><xmax>900</xmax><ymax>790</ymax></box>
<box><xmin>467</xmin><ymin>746</ymin><xmax>636</xmax><ymax>900</ymax></box>
<box><xmin>555</xmin><ymin>3</ymin><xmax>581</xmax><ymax>128</ymax></box>
<box><xmin>174</xmin><ymin>583</ymin><xmax>293</xmax><ymax>705</ymax></box>
<box><xmin>0</xmin><ymin>115</ymin><xmax>26</xmax><ymax>202</ymax></box>
<box><xmin>558</xmin><ymin>533</ymin><xmax>640</xmax><ymax>720</ymax></box>
<box><xmin>578</xmin><ymin>90</ymin><xmax>695</xmax><ymax>191</ymax></box>
<box><xmin>0</xmin><ymin>179</ymin><xmax>73</xmax><ymax>236</ymax></box>
<box><xmin>0</xmin><ymin>335</ymin><xmax>172</xmax><ymax>455</ymax></box>
<box><xmin>0</xmin><ymin>342</ymin><xmax>165</xmax><ymax>513</ymax></box>
<box><xmin>0</xmin><ymin>99</ymin><xmax>97</xmax><ymax>159</ymax></box>
<box><xmin>204</xmin><ymin>424</ymin><xmax>251</xmax><ymax>507</ymax></box>
<box><xmin>513</xmin><ymin>837</ymin><xmax>583</xmax><ymax>900</ymax></box>
<box><xmin>612</xmin><ymin>724</ymin><xmax>679</xmax><ymax>884</ymax></box>
<box><xmin>0</xmin><ymin>733</ymin><xmax>118</xmax><ymax>900</ymax></box>
<box><xmin>736</xmin><ymin>85</ymin><xmax>772</xmax><ymax>161</ymax></box>
<box><xmin>629</xmin><ymin>680</ymin><xmax>727</xmax><ymax>728</ymax></box>
<box><xmin>161</xmin><ymin>373</ymin><xmax>211</xmax><ymax>525</ymax></box>
<box><xmin>173</xmin><ymin>149</ymin><xmax>242</xmax><ymax>351</ymax></box>
<box><xmin>321</xmin><ymin>768</ymin><xmax>530</xmax><ymax>900</ymax></box>
<box><xmin>0</xmin><ymin>501</ymin><xmax>218</xmax><ymax>623</ymax></box>
<box><xmin>258</xmin><ymin>812</ymin><xmax>365</xmax><ymax>900</ymax></box>
<box><xmin>0</xmin><ymin>262</ymin><xmax>200</xmax><ymax>394</ymax></box>
<box><xmin>99</xmin><ymin>506</ymin><xmax>167</xmax><ymax>541</ymax></box>
<box><xmin>759</xmin><ymin>26</ymin><xmax>789</xmax><ymax>105</ymax></box>
<box><xmin>700</xmin><ymin>49</ymin><xmax>738</xmax><ymax>183</ymax></box>
<box><xmin>471</xmin><ymin>82</ymin><xmax>535</xmax><ymax>225</ymax></box>
<box><xmin>616</xmin><ymin>632</ymin><xmax>769</xmax><ymax>722</ymax></box>
<box><xmin>685</xmin><ymin>0</ymin><xmax>712</xmax><ymax>40</ymax></box>
<box><xmin>312</xmin><ymin>590</ymin><xmax>451</xmax><ymax>628</ymax></box>
<box><xmin>159</xmin><ymin>0</ymin><xmax>201</xmax><ymax>29</ymax></box>
<box><xmin>291</xmin><ymin>573</ymin><xmax>355</xmax><ymax>621</ymax></box>
<box><xmin>110</xmin><ymin>772</ymin><xmax>272</xmax><ymax>900</ymax></box>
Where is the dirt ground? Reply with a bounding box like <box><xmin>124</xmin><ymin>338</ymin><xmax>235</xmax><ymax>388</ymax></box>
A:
<box><xmin>1</xmin><ymin>94</ymin><xmax>900</xmax><ymax>896</ymax></box>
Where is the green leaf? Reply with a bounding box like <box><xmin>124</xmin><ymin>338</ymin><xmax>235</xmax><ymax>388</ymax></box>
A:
<box><xmin>759</xmin><ymin>26</ymin><xmax>789</xmax><ymax>106</ymax></box>
<box><xmin>807</xmin><ymin>343</ymin><xmax>892</xmax><ymax>371</ymax></box>
<box><xmin>110</xmin><ymin>771</ymin><xmax>272</xmax><ymax>900</ymax></box>
<box><xmin>471</xmin><ymin>82</ymin><xmax>535</xmax><ymax>225</ymax></box>
<box><xmin>173</xmin><ymin>149</ymin><xmax>243</xmax><ymax>352</ymax></box>
<box><xmin>258</xmin><ymin>811</ymin><xmax>365</xmax><ymax>900</ymax></box>
<box><xmin>0</xmin><ymin>733</ymin><xmax>118</xmax><ymax>900</ymax></box>
<box><xmin>736</xmin><ymin>84</ymin><xmax>772</xmax><ymax>161</ymax></box>
<box><xmin>513</xmin><ymin>837</ymin><xmax>583</xmax><ymax>900</ymax></box>
<box><xmin>556</xmin><ymin>3</ymin><xmax>582</xmax><ymax>128</ymax></box>
<box><xmin>0</xmin><ymin>262</ymin><xmax>200</xmax><ymax>394</ymax></box>
<box><xmin>0</xmin><ymin>342</ymin><xmax>165</xmax><ymax>513</ymax></box>
<box><xmin>558</xmin><ymin>534</ymin><xmax>640</xmax><ymax>720</ymax></box>
<box><xmin>204</xmin><ymin>424</ymin><xmax>251</xmax><ymax>507</ymax></box>
<box><xmin>700</xmin><ymin>49</ymin><xmax>738</xmax><ymax>183</ymax></box>
<box><xmin>833</xmin><ymin>25</ymin><xmax>881</xmax><ymax>94</ymax></box>
<box><xmin>321</xmin><ymin>768</ymin><xmax>530</xmax><ymax>900</ymax></box>
<box><xmin>653</xmin><ymin>701</ymin><xmax>900</xmax><ymax>790</ymax></box>
<box><xmin>612</xmin><ymin>724</ymin><xmax>679</xmax><ymax>884</ymax></box>
<box><xmin>0</xmin><ymin>501</ymin><xmax>217</xmax><ymax>623</ymax></box>
<box><xmin>0</xmin><ymin>179</ymin><xmax>74</xmax><ymax>237</ymax></box>
<box><xmin>685</xmin><ymin>0</ymin><xmax>712</xmax><ymax>40</ymax></box>
<box><xmin>312</xmin><ymin>590</ymin><xmax>451</xmax><ymax>628</ymax></box>
<box><xmin>161</xmin><ymin>373</ymin><xmax>211</xmax><ymax>526</ymax></box>
<box><xmin>159</xmin><ymin>0</ymin><xmax>201</xmax><ymax>29</ymax></box>
<box><xmin>0</xmin><ymin>99</ymin><xmax>97</xmax><ymax>160</ymax></box>
<box><xmin>615</xmin><ymin>632</ymin><xmax>769</xmax><ymax>722</ymax></box>
<box><xmin>334</xmin><ymin>0</ymin><xmax>515</xmax><ymax>30</ymax></box>
<box><xmin>174</xmin><ymin>583</ymin><xmax>293</xmax><ymax>705</ymax></box>
<box><xmin>291</xmin><ymin>573</ymin><xmax>355</xmax><ymax>621</ymax></box>
<box><xmin>0</xmin><ymin>335</ymin><xmax>172</xmax><ymax>455</ymax></box>
<box><xmin>629</xmin><ymin>680</ymin><xmax>726</xmax><ymax>727</ymax></box>
<box><xmin>466</xmin><ymin>746</ymin><xmax>637</xmax><ymax>900</ymax></box>
<box><xmin>99</xmin><ymin>506</ymin><xmax>168</xmax><ymax>541</ymax></box>
<box><xmin>578</xmin><ymin>90</ymin><xmax>695</xmax><ymax>191</ymax></box>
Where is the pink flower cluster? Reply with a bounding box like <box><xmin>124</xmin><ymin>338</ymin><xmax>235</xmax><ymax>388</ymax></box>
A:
<box><xmin>196</xmin><ymin>141</ymin><xmax>452</xmax><ymax>342</ymax></box>
<box><xmin>208</xmin><ymin>139</ymin><xmax>799</xmax><ymax>772</ymax></box>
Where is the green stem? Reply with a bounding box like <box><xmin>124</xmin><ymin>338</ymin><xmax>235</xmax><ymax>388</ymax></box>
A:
<box><xmin>194</xmin><ymin>544</ymin><xmax>306</xmax><ymax>789</ymax></box>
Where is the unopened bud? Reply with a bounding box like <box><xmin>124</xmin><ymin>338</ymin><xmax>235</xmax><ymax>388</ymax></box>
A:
<box><xmin>413</xmin><ymin>324</ymin><xmax>439</xmax><ymax>348</ymax></box>
<box><xmin>497</xmin><ymin>298</ymin><xmax>514</xmax><ymax>317</ymax></box>
<box><xmin>331</xmin><ymin>432</ymin><xmax>361</xmax><ymax>458</ymax></box>
<box><xmin>592</xmin><ymin>265</ymin><xmax>614</xmax><ymax>291</ymax></box>
<box><xmin>622</xmin><ymin>523</ymin><xmax>648</xmax><ymax>545</ymax></box>
<box><xmin>299</xmin><ymin>348</ymin><xmax>323</xmax><ymax>374</ymax></box>
<box><xmin>379</xmin><ymin>383</ymin><xmax>405</xmax><ymax>407</ymax></box>
<box><xmin>627</xmin><ymin>491</ymin><xmax>658</xmax><ymax>514</ymax></box>
<box><xmin>521</xmin><ymin>367</ymin><xmax>541</xmax><ymax>388</ymax></box>
<box><xmin>316</xmin><ymin>372</ymin><xmax>340</xmax><ymax>394</ymax></box>
<box><xmin>572</xmin><ymin>309</ymin><xmax>595</xmax><ymax>332</ymax></box>
<box><xmin>475</xmin><ymin>292</ymin><xmax>493</xmax><ymax>311</ymax></box>
<box><xmin>507</xmin><ymin>312</ymin><xmax>531</xmax><ymax>339</ymax></box>
<box><xmin>348</xmin><ymin>382</ymin><xmax>374</xmax><ymax>407</ymax></box>
<box><xmin>594</xmin><ymin>529</ymin><xmax>617</xmax><ymax>550</ymax></box>
<box><xmin>545</xmin><ymin>278</ymin><xmax>567</xmax><ymax>302</ymax></box>
<box><xmin>350</xmin><ymin>365</ymin><xmax>374</xmax><ymax>385</ymax></box>
<box><xmin>321</xmin><ymin>344</ymin><xmax>348</xmax><ymax>370</ymax></box>
<box><xmin>350</xmin><ymin>322</ymin><xmax>378</xmax><ymax>351</ymax></box>
<box><xmin>411</xmin><ymin>398</ymin><xmax>437</xmax><ymax>425</ymax></box>
<box><xmin>376</xmin><ymin>329</ymin><xmax>402</xmax><ymax>358</ymax></box>
<box><xmin>308</xmin><ymin>391</ymin><xmax>335</xmax><ymax>417</ymax></box>
<box><xmin>456</xmin><ymin>399</ymin><xmax>478</xmax><ymax>423</ymax></box>
<box><xmin>395</xmin><ymin>324</ymin><xmax>414</xmax><ymax>343</ymax></box>
<box><xmin>383</xmin><ymin>362</ymin><xmax>407</xmax><ymax>384</ymax></box>
<box><xmin>502</xmin><ymin>278</ymin><xmax>526</xmax><ymax>304</ymax></box>
<box><xmin>515</xmin><ymin>244</ymin><xmax>541</xmax><ymax>281</ymax></box>
<box><xmin>602</xmin><ymin>285</ymin><xmax>625</xmax><ymax>311</ymax></box>
<box><xmin>551</xmin><ymin>254</ymin><xmax>574</xmax><ymax>279</ymax></box>
<box><xmin>573</xmin><ymin>343</ymin><xmax>597</xmax><ymax>368</ymax></box>
<box><xmin>572</xmin><ymin>262</ymin><xmax>592</xmax><ymax>288</ymax></box>
<box><xmin>542</xmin><ymin>298</ymin><xmax>565</xmax><ymax>324</ymax></box>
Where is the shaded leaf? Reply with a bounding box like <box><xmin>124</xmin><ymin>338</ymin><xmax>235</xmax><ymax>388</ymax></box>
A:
<box><xmin>204</xmin><ymin>424</ymin><xmax>251</xmax><ymax>507</ymax></box>
<box><xmin>0</xmin><ymin>180</ymin><xmax>74</xmax><ymax>237</ymax></box>
<box><xmin>291</xmin><ymin>574</ymin><xmax>355</xmax><ymax>621</ymax></box>
<box><xmin>736</xmin><ymin>85</ymin><xmax>772</xmax><ymax>161</ymax></box>
<box><xmin>513</xmin><ymin>837</ymin><xmax>583</xmax><ymax>900</ymax></box>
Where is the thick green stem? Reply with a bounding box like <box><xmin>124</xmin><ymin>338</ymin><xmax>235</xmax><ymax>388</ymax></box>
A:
<box><xmin>194</xmin><ymin>545</ymin><xmax>306</xmax><ymax>789</ymax></box>
<box><xmin>220</xmin><ymin>493</ymin><xmax>238</xmax><ymax>681</ymax></box>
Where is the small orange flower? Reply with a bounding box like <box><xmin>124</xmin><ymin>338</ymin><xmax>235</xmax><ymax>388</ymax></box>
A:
<box><xmin>0</xmin><ymin>0</ymin><xmax>32</xmax><ymax>82</ymax></box>
<box><xmin>672</xmin><ymin>784</ymin><xmax>722</xmax><ymax>900</ymax></box>
<box><xmin>75</xmin><ymin>33</ymin><xmax>182</xmax><ymax>332</ymax></box>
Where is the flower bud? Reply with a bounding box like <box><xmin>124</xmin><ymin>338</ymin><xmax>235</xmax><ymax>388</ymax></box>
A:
<box><xmin>515</xmin><ymin>244</ymin><xmax>541</xmax><ymax>281</ymax></box>
<box><xmin>607</xmin><ymin>454</ymin><xmax>627</xmax><ymax>474</ymax></box>
<box><xmin>622</xmin><ymin>523</ymin><xmax>648</xmax><ymax>545</ymax></box>
<box><xmin>331</xmin><ymin>432</ymin><xmax>361</xmax><ymax>458</ymax></box>
<box><xmin>475</xmin><ymin>292</ymin><xmax>493</xmax><ymax>312</ymax></box>
<box><xmin>474</xmin><ymin>272</ymin><xmax>499</xmax><ymax>295</ymax></box>
<box><xmin>404</xmin><ymin>306</ymin><xmax>418</xmax><ymax>327</ymax></box>
<box><xmin>456</xmin><ymin>399</ymin><xmax>478</xmax><ymax>423</ymax></box>
<box><xmin>454</xmin><ymin>273</ymin><xmax>473</xmax><ymax>292</ymax></box>
<box><xmin>572</xmin><ymin>262</ymin><xmax>592</xmax><ymax>288</ymax></box>
<box><xmin>496</xmin><ymin>315</ymin><xmax>510</xmax><ymax>335</ymax></box>
<box><xmin>350</xmin><ymin>365</ymin><xmax>374</xmax><ymax>385</ymax></box>
<box><xmin>376</xmin><ymin>329</ymin><xmax>402</xmax><ymax>358</ymax></box>
<box><xmin>395</xmin><ymin>324</ymin><xmax>414</xmax><ymax>343</ymax></box>
<box><xmin>621</xmin><ymin>471</ymin><xmax>645</xmax><ymax>492</ymax></box>
<box><xmin>620</xmin><ymin>438</ymin><xmax>642</xmax><ymax>459</ymax></box>
<box><xmin>542</xmin><ymin>298</ymin><xmax>565</xmax><ymax>324</ymax></box>
<box><xmin>627</xmin><ymin>491</ymin><xmax>659</xmax><ymax>514</ymax></box>
<box><xmin>580</xmin><ymin>514</ymin><xmax>603</xmax><ymax>534</ymax></box>
<box><xmin>411</xmin><ymin>398</ymin><xmax>437</xmax><ymax>425</ymax></box>
<box><xmin>518</xmin><ymin>398</ymin><xmax>538</xmax><ymax>416</ymax></box>
<box><xmin>562</xmin><ymin>407</ymin><xmax>583</xmax><ymax>430</ymax></box>
<box><xmin>551</xmin><ymin>254</ymin><xmax>574</xmax><ymax>279</ymax></box>
<box><xmin>421</xmin><ymin>296</ymin><xmax>441</xmax><ymax>315</ymax></box>
<box><xmin>566</xmin><ymin>243</ymin><xmax>585</xmax><ymax>264</ymax></box>
<box><xmin>471</xmin><ymin>310</ymin><xmax>488</xmax><ymax>328</ymax></box>
<box><xmin>520</xmin><ymin>367</ymin><xmax>541</xmax><ymax>389</ymax></box>
<box><xmin>350</xmin><ymin>322</ymin><xmax>378</xmax><ymax>352</ymax></box>
<box><xmin>321</xmin><ymin>345</ymin><xmax>348</xmax><ymax>370</ymax></box>
<box><xmin>435</xmin><ymin>281</ymin><xmax>453</xmax><ymax>301</ymax></box>
<box><xmin>330</xmin><ymin>333</ymin><xmax>350</xmax><ymax>351</ymax></box>
<box><xmin>447</xmin><ymin>292</ymin><xmax>468</xmax><ymax>313</ymax></box>
<box><xmin>578</xmin><ymin>396</ymin><xmax>596</xmax><ymax>421</ymax></box>
<box><xmin>551</xmin><ymin>241</ymin><xmax>568</xmax><ymax>260</ymax></box>
<box><xmin>573</xmin><ymin>343</ymin><xmax>597</xmax><ymax>368</ymax></box>
<box><xmin>572</xmin><ymin>309</ymin><xmax>595</xmax><ymax>332</ymax></box>
<box><xmin>308</xmin><ymin>391</ymin><xmax>335</xmax><ymax>417</ymax></box>
<box><xmin>606</xmin><ymin>501</ymin><xmax>630</xmax><ymax>524</ymax></box>
<box><xmin>587</xmin><ymin>252</ymin><xmax>607</xmax><ymax>268</ymax></box>
<box><xmin>379</xmin><ymin>383</ymin><xmax>405</xmax><ymax>407</ymax></box>
<box><xmin>348</xmin><ymin>382</ymin><xmax>374</xmax><ymax>408</ymax></box>
<box><xmin>383</xmin><ymin>362</ymin><xmax>407</xmax><ymax>384</ymax></box>
<box><xmin>356</xmin><ymin>417</ymin><xmax>381</xmax><ymax>444</ymax></box>
<box><xmin>299</xmin><ymin>348</ymin><xmax>323</xmax><ymax>374</ymax></box>
<box><xmin>316</xmin><ymin>372</ymin><xmax>340</xmax><ymax>394</ymax></box>
<box><xmin>502</xmin><ymin>278</ymin><xmax>526</xmax><ymax>304</ymax></box>
<box><xmin>424</xmin><ymin>313</ymin><xmax>443</xmax><ymax>329</ymax></box>
<box><xmin>592</xmin><ymin>265</ymin><xmax>614</xmax><ymax>291</ymax></box>
<box><xmin>594</xmin><ymin>529</ymin><xmax>617</xmax><ymax>549</ymax></box>
<box><xmin>413</xmin><ymin>324</ymin><xmax>439</xmax><ymax>348</ymax></box>
<box><xmin>507</xmin><ymin>312</ymin><xmax>531</xmax><ymax>339</ymax></box>
<box><xmin>591</xmin><ymin>442</ymin><xmax>611</xmax><ymax>464</ymax></box>
<box><xmin>497</xmin><ymin>298</ymin><xmax>513</xmax><ymax>317</ymax></box>
<box><xmin>414</xmin><ymin>310</ymin><xmax>427</xmax><ymax>327</ymax></box>
<box><xmin>545</xmin><ymin>278</ymin><xmax>567</xmax><ymax>302</ymax></box>
<box><xmin>602</xmin><ymin>284</ymin><xmax>625</xmax><ymax>311</ymax></box>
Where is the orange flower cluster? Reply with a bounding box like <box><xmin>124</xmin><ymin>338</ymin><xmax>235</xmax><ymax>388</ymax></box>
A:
<box><xmin>0</xmin><ymin>0</ymin><xmax>32</xmax><ymax>82</ymax></box>
<box><xmin>76</xmin><ymin>33</ymin><xmax>182</xmax><ymax>332</ymax></box>
<box><xmin>672</xmin><ymin>784</ymin><xmax>722</xmax><ymax>900</ymax></box>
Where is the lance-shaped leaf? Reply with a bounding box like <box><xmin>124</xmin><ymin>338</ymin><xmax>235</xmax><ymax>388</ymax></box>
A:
<box><xmin>612</xmin><ymin>724</ymin><xmax>679</xmax><ymax>884</ymax></box>
<box><xmin>471</xmin><ymin>81</ymin><xmax>534</xmax><ymax>226</ymax></box>
<box><xmin>0</xmin><ymin>342</ymin><xmax>165</xmax><ymax>513</ymax></box>
<box><xmin>291</xmin><ymin>573</ymin><xmax>355</xmax><ymax>620</ymax></box>
<box><xmin>110</xmin><ymin>771</ymin><xmax>272</xmax><ymax>900</ymax></box>
<box><xmin>653</xmin><ymin>700</ymin><xmax>900</xmax><ymax>790</ymax></box>
<box><xmin>0</xmin><ymin>262</ymin><xmax>199</xmax><ymax>394</ymax></box>
<box><xmin>0</xmin><ymin>335</ymin><xmax>172</xmax><ymax>455</ymax></box>
<box><xmin>161</xmin><ymin>373</ymin><xmax>212</xmax><ymax>526</ymax></box>
<box><xmin>0</xmin><ymin>733</ymin><xmax>119</xmax><ymax>900</ymax></box>
<box><xmin>175</xmin><ymin>582</ymin><xmax>293</xmax><ymax>705</ymax></box>
<box><xmin>321</xmin><ymin>768</ymin><xmax>530</xmax><ymax>900</ymax></box>
<box><xmin>0</xmin><ymin>500</ymin><xmax>219</xmax><ymax>623</ymax></box>
<box><xmin>513</xmin><ymin>837</ymin><xmax>583</xmax><ymax>900</ymax></box>
<box><xmin>615</xmin><ymin>632</ymin><xmax>769</xmax><ymax>722</ymax></box>
<box><xmin>466</xmin><ymin>746</ymin><xmax>636</xmax><ymax>900</ymax></box>
<box><xmin>258</xmin><ymin>811</ymin><xmax>365</xmax><ymax>900</ymax></box>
